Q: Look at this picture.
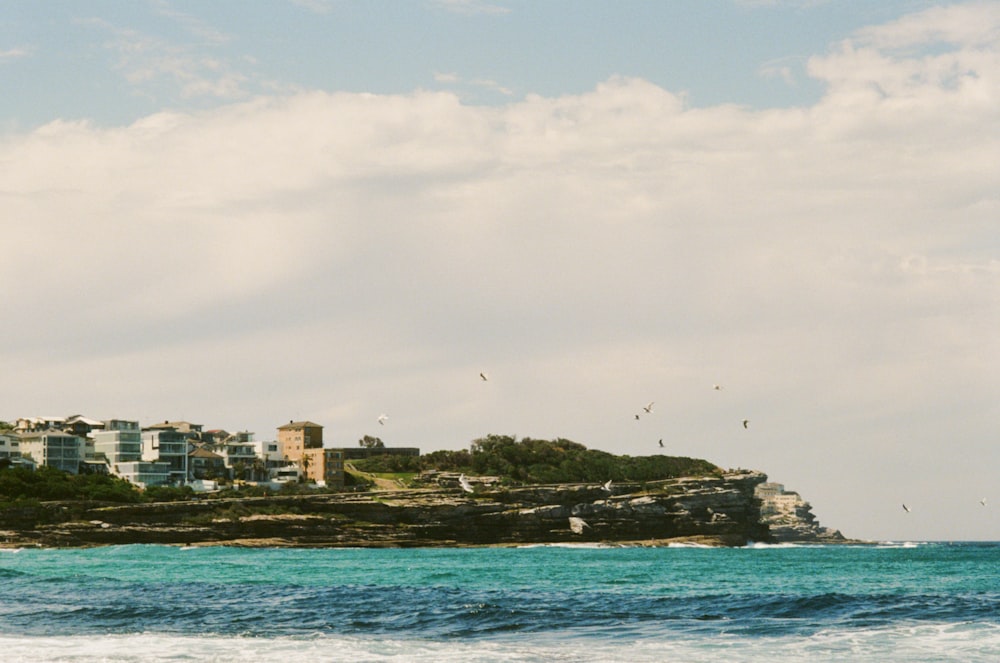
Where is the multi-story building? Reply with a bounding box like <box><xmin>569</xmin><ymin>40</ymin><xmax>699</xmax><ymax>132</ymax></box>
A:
<box><xmin>188</xmin><ymin>446</ymin><xmax>226</xmax><ymax>480</ymax></box>
<box><xmin>252</xmin><ymin>439</ymin><xmax>293</xmax><ymax>480</ymax></box>
<box><xmin>116</xmin><ymin>461</ymin><xmax>171</xmax><ymax>488</ymax></box>
<box><xmin>302</xmin><ymin>447</ymin><xmax>344</xmax><ymax>488</ymax></box>
<box><xmin>219</xmin><ymin>431</ymin><xmax>258</xmax><ymax>479</ymax></box>
<box><xmin>145</xmin><ymin>421</ymin><xmax>203</xmax><ymax>435</ymax></box>
<box><xmin>0</xmin><ymin>432</ymin><xmax>20</xmax><ymax>460</ymax></box>
<box><xmin>142</xmin><ymin>428</ymin><xmax>190</xmax><ymax>484</ymax></box>
<box><xmin>18</xmin><ymin>431</ymin><xmax>83</xmax><ymax>474</ymax></box>
<box><xmin>14</xmin><ymin>416</ymin><xmax>66</xmax><ymax>433</ymax></box>
<box><xmin>277</xmin><ymin>421</ymin><xmax>323</xmax><ymax>464</ymax></box>
<box><xmin>63</xmin><ymin>415</ymin><xmax>105</xmax><ymax>439</ymax></box>
<box><xmin>93</xmin><ymin>420</ymin><xmax>143</xmax><ymax>472</ymax></box>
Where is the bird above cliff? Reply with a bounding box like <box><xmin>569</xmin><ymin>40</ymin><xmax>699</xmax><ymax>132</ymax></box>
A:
<box><xmin>742</xmin><ymin>419</ymin><xmax>749</xmax><ymax>429</ymax></box>
<box><xmin>643</xmin><ymin>402</ymin><xmax>654</xmax><ymax>413</ymax></box>
<box><xmin>569</xmin><ymin>516</ymin><xmax>590</xmax><ymax>534</ymax></box>
<box><xmin>377</xmin><ymin>414</ymin><xmax>388</xmax><ymax>425</ymax></box>
<box><xmin>658</xmin><ymin>438</ymin><xmax>664</xmax><ymax>448</ymax></box>
<box><xmin>981</xmin><ymin>498</ymin><xmax>988</xmax><ymax>507</ymax></box>
<box><xmin>458</xmin><ymin>474</ymin><xmax>474</xmax><ymax>493</ymax></box>
<box><xmin>713</xmin><ymin>384</ymin><xmax>723</xmax><ymax>390</ymax></box>
<box><xmin>902</xmin><ymin>504</ymin><xmax>911</xmax><ymax>513</ymax></box>
<box><xmin>480</xmin><ymin>372</ymin><xmax>488</xmax><ymax>381</ymax></box>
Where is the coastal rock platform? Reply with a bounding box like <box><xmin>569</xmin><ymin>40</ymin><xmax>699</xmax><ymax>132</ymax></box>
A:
<box><xmin>0</xmin><ymin>470</ymin><xmax>847</xmax><ymax>548</ymax></box>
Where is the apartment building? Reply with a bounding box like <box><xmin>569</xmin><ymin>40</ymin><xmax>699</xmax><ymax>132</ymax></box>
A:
<box><xmin>277</xmin><ymin>421</ymin><xmax>323</xmax><ymax>464</ymax></box>
<box><xmin>93</xmin><ymin>420</ymin><xmax>143</xmax><ymax>470</ymax></box>
<box><xmin>18</xmin><ymin>431</ymin><xmax>83</xmax><ymax>474</ymax></box>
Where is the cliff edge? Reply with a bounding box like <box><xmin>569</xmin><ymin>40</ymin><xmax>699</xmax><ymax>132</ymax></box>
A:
<box><xmin>1</xmin><ymin>470</ymin><xmax>773</xmax><ymax>548</ymax></box>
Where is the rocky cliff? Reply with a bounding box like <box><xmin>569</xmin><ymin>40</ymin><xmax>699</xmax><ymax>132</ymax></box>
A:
<box><xmin>0</xmin><ymin>470</ymin><xmax>822</xmax><ymax>548</ymax></box>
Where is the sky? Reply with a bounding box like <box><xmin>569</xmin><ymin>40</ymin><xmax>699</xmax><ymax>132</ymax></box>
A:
<box><xmin>1</xmin><ymin>0</ymin><xmax>998</xmax><ymax>542</ymax></box>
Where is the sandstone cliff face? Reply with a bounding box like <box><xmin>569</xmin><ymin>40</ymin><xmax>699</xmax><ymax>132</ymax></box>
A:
<box><xmin>754</xmin><ymin>481</ymin><xmax>846</xmax><ymax>543</ymax></box>
<box><xmin>0</xmin><ymin>470</ymin><xmax>773</xmax><ymax>548</ymax></box>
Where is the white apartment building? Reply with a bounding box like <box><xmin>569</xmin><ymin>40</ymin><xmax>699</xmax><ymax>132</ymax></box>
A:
<box><xmin>116</xmin><ymin>460</ymin><xmax>171</xmax><ymax>488</ymax></box>
<box><xmin>219</xmin><ymin>431</ymin><xmax>257</xmax><ymax>478</ymax></box>
<box><xmin>93</xmin><ymin>420</ymin><xmax>143</xmax><ymax>472</ymax></box>
<box><xmin>142</xmin><ymin>429</ymin><xmax>190</xmax><ymax>484</ymax></box>
<box><xmin>0</xmin><ymin>432</ymin><xmax>20</xmax><ymax>459</ymax></box>
<box><xmin>18</xmin><ymin>431</ymin><xmax>83</xmax><ymax>474</ymax></box>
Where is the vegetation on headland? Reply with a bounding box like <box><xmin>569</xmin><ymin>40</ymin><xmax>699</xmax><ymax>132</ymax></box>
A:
<box><xmin>0</xmin><ymin>463</ymin><xmax>170</xmax><ymax>506</ymax></box>
<box><xmin>353</xmin><ymin>435</ymin><xmax>719</xmax><ymax>485</ymax></box>
<box><xmin>0</xmin><ymin>435</ymin><xmax>719</xmax><ymax>506</ymax></box>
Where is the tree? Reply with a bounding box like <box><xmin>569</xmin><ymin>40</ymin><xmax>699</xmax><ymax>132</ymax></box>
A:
<box><xmin>358</xmin><ymin>435</ymin><xmax>385</xmax><ymax>449</ymax></box>
<box><xmin>300</xmin><ymin>453</ymin><xmax>311</xmax><ymax>482</ymax></box>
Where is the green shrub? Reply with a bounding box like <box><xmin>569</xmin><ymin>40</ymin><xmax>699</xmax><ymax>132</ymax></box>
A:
<box><xmin>420</xmin><ymin>435</ymin><xmax>718</xmax><ymax>484</ymax></box>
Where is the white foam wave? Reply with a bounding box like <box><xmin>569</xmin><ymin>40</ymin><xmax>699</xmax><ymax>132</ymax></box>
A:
<box><xmin>876</xmin><ymin>541</ymin><xmax>929</xmax><ymax>548</ymax></box>
<box><xmin>1</xmin><ymin>623</ymin><xmax>999</xmax><ymax>663</ymax></box>
<box><xmin>742</xmin><ymin>541</ymin><xmax>807</xmax><ymax>549</ymax></box>
<box><xmin>514</xmin><ymin>542</ymin><xmax>610</xmax><ymax>549</ymax></box>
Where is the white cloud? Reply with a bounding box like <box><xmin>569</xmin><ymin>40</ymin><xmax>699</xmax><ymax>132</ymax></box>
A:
<box><xmin>854</xmin><ymin>3</ymin><xmax>1000</xmax><ymax>50</ymax></box>
<box><xmin>287</xmin><ymin>0</ymin><xmax>335</xmax><ymax>15</ymax></box>
<box><xmin>80</xmin><ymin>17</ymin><xmax>250</xmax><ymax>101</ymax></box>
<box><xmin>0</xmin><ymin>47</ymin><xmax>30</xmax><ymax>62</ymax></box>
<box><xmin>2</xmin><ymin>2</ymin><xmax>998</xmax><ymax>540</ymax></box>
<box><xmin>759</xmin><ymin>57</ymin><xmax>800</xmax><ymax>85</ymax></box>
<box><xmin>432</xmin><ymin>0</ymin><xmax>511</xmax><ymax>16</ymax></box>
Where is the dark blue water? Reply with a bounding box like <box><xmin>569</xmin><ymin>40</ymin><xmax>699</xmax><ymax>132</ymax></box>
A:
<box><xmin>1</xmin><ymin>542</ymin><xmax>998</xmax><ymax>661</ymax></box>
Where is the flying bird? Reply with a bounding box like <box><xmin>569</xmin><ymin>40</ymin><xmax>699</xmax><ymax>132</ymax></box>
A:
<box><xmin>742</xmin><ymin>419</ymin><xmax>749</xmax><ymax>429</ymax></box>
<box><xmin>643</xmin><ymin>402</ymin><xmax>654</xmax><ymax>413</ymax></box>
<box><xmin>602</xmin><ymin>479</ymin><xmax>613</xmax><ymax>493</ymax></box>
<box><xmin>713</xmin><ymin>384</ymin><xmax>723</xmax><ymax>390</ymax></box>
<box><xmin>981</xmin><ymin>498</ymin><xmax>988</xmax><ymax>507</ymax></box>
<box><xmin>658</xmin><ymin>438</ymin><xmax>664</xmax><ymax>448</ymax></box>
<box><xmin>634</xmin><ymin>414</ymin><xmax>640</xmax><ymax>421</ymax></box>
<box><xmin>458</xmin><ymin>474</ymin><xmax>474</xmax><ymax>493</ymax></box>
<box><xmin>480</xmin><ymin>372</ymin><xmax>488</xmax><ymax>381</ymax></box>
<box><xmin>569</xmin><ymin>516</ymin><xmax>590</xmax><ymax>535</ymax></box>
<box><xmin>902</xmin><ymin>504</ymin><xmax>911</xmax><ymax>513</ymax></box>
<box><xmin>377</xmin><ymin>414</ymin><xmax>388</xmax><ymax>426</ymax></box>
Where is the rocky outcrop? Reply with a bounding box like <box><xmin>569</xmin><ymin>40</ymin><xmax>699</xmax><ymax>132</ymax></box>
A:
<box><xmin>0</xmin><ymin>470</ymin><xmax>774</xmax><ymax>548</ymax></box>
<box><xmin>755</xmin><ymin>481</ymin><xmax>847</xmax><ymax>543</ymax></box>
<box><xmin>0</xmin><ymin>470</ymin><xmax>856</xmax><ymax>548</ymax></box>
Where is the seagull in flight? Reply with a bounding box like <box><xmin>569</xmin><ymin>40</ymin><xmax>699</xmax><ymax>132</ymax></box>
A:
<box><xmin>458</xmin><ymin>473</ymin><xmax>474</xmax><ymax>493</ymax></box>
<box><xmin>713</xmin><ymin>384</ymin><xmax>723</xmax><ymax>390</ymax></box>
<box><xmin>902</xmin><ymin>504</ymin><xmax>911</xmax><ymax>513</ymax></box>
<box><xmin>742</xmin><ymin>419</ymin><xmax>749</xmax><ymax>429</ymax></box>
<box><xmin>634</xmin><ymin>414</ymin><xmax>640</xmax><ymax>421</ymax></box>
<box><xmin>602</xmin><ymin>479</ymin><xmax>613</xmax><ymax>493</ymax></box>
<box><xmin>480</xmin><ymin>372</ymin><xmax>488</xmax><ymax>381</ymax></box>
<box><xmin>658</xmin><ymin>438</ymin><xmax>664</xmax><ymax>448</ymax></box>
<box><xmin>377</xmin><ymin>414</ymin><xmax>388</xmax><ymax>426</ymax></box>
<box><xmin>569</xmin><ymin>516</ymin><xmax>590</xmax><ymax>535</ymax></box>
<box><xmin>980</xmin><ymin>498</ymin><xmax>988</xmax><ymax>507</ymax></box>
<box><xmin>643</xmin><ymin>402</ymin><xmax>654</xmax><ymax>414</ymax></box>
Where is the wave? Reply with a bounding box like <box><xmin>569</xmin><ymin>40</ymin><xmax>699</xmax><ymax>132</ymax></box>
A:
<box><xmin>514</xmin><ymin>542</ymin><xmax>612</xmax><ymax>549</ymax></box>
<box><xmin>3</xmin><ymin>578</ymin><xmax>998</xmax><ymax>639</ymax></box>
<box><xmin>742</xmin><ymin>541</ymin><xmax>809</xmax><ymax>549</ymax></box>
<box><xmin>1</xmin><ymin>623</ymin><xmax>1000</xmax><ymax>663</ymax></box>
<box><xmin>875</xmin><ymin>541</ymin><xmax>929</xmax><ymax>549</ymax></box>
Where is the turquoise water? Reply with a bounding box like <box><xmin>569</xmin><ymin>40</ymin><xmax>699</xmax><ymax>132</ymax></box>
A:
<box><xmin>1</xmin><ymin>542</ymin><xmax>999</xmax><ymax>661</ymax></box>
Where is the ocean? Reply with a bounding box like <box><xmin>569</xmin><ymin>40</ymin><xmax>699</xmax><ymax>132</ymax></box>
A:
<box><xmin>1</xmin><ymin>542</ymin><xmax>998</xmax><ymax>662</ymax></box>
